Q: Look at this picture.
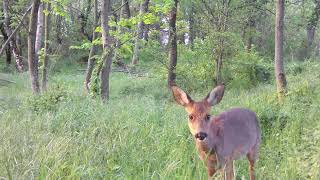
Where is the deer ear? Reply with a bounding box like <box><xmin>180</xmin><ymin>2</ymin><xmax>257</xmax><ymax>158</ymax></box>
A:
<box><xmin>205</xmin><ymin>85</ymin><xmax>225</xmax><ymax>106</ymax></box>
<box><xmin>171</xmin><ymin>86</ymin><xmax>193</xmax><ymax>106</ymax></box>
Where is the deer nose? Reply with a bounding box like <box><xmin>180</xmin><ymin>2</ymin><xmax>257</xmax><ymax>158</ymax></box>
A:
<box><xmin>195</xmin><ymin>132</ymin><xmax>207</xmax><ymax>141</ymax></box>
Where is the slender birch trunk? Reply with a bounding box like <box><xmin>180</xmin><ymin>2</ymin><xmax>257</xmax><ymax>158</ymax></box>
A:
<box><xmin>28</xmin><ymin>0</ymin><xmax>41</xmax><ymax>94</ymax></box>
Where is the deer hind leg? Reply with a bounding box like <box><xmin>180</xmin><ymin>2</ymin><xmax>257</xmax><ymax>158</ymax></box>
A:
<box><xmin>247</xmin><ymin>148</ymin><xmax>258</xmax><ymax>180</ymax></box>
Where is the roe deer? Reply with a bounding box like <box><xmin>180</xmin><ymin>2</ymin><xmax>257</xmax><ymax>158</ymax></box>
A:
<box><xmin>171</xmin><ymin>85</ymin><xmax>261</xmax><ymax>180</ymax></box>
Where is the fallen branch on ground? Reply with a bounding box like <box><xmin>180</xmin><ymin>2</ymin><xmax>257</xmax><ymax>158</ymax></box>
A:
<box><xmin>0</xmin><ymin>78</ymin><xmax>16</xmax><ymax>84</ymax></box>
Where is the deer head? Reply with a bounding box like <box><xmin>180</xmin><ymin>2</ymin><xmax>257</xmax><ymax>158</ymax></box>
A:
<box><xmin>171</xmin><ymin>85</ymin><xmax>225</xmax><ymax>142</ymax></box>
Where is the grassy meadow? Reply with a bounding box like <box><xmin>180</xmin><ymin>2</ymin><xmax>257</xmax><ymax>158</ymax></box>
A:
<box><xmin>0</xmin><ymin>60</ymin><xmax>320</xmax><ymax>179</ymax></box>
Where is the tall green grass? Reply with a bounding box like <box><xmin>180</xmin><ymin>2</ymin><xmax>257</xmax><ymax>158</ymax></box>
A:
<box><xmin>0</xmin><ymin>62</ymin><xmax>319</xmax><ymax>179</ymax></box>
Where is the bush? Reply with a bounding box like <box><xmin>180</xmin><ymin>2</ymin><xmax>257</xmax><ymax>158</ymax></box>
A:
<box><xmin>224</xmin><ymin>51</ymin><xmax>272</xmax><ymax>89</ymax></box>
<box><xmin>286</xmin><ymin>62</ymin><xmax>305</xmax><ymax>76</ymax></box>
<box><xmin>26</xmin><ymin>85</ymin><xmax>69</xmax><ymax>113</ymax></box>
<box><xmin>151</xmin><ymin>36</ymin><xmax>271</xmax><ymax>91</ymax></box>
<box><xmin>139</xmin><ymin>40</ymin><xmax>166</xmax><ymax>63</ymax></box>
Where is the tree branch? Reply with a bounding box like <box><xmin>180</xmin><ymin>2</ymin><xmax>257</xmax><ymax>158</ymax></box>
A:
<box><xmin>0</xmin><ymin>5</ymin><xmax>32</xmax><ymax>56</ymax></box>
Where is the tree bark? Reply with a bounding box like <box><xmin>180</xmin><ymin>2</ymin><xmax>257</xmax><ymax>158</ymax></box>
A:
<box><xmin>84</xmin><ymin>0</ymin><xmax>99</xmax><ymax>93</ymax></box>
<box><xmin>35</xmin><ymin>3</ymin><xmax>44</xmax><ymax>56</ymax></box>
<box><xmin>113</xmin><ymin>0</ymin><xmax>131</xmax><ymax>66</ymax></box>
<box><xmin>275</xmin><ymin>0</ymin><xmax>287</xmax><ymax>101</ymax></box>
<box><xmin>56</xmin><ymin>15</ymin><xmax>63</xmax><ymax>45</ymax></box>
<box><xmin>304</xmin><ymin>0</ymin><xmax>320</xmax><ymax>59</ymax></box>
<box><xmin>68</xmin><ymin>2</ymin><xmax>75</xmax><ymax>24</ymax></box>
<box><xmin>131</xmin><ymin>0</ymin><xmax>150</xmax><ymax>65</ymax></box>
<box><xmin>121</xmin><ymin>0</ymin><xmax>131</xmax><ymax>19</ymax></box>
<box><xmin>80</xmin><ymin>0</ymin><xmax>92</xmax><ymax>40</ymax></box>
<box><xmin>100</xmin><ymin>0</ymin><xmax>114</xmax><ymax>102</ymax></box>
<box><xmin>167</xmin><ymin>0</ymin><xmax>178</xmax><ymax>86</ymax></box>
<box><xmin>2</xmin><ymin>0</ymin><xmax>24</xmax><ymax>72</ymax></box>
<box><xmin>16</xmin><ymin>32</ymin><xmax>23</xmax><ymax>58</ymax></box>
<box><xmin>214</xmin><ymin>0</ymin><xmax>229</xmax><ymax>86</ymax></box>
<box><xmin>246</xmin><ymin>0</ymin><xmax>256</xmax><ymax>51</ymax></box>
<box><xmin>0</xmin><ymin>24</ymin><xmax>11</xmax><ymax>65</ymax></box>
<box><xmin>189</xmin><ymin>5</ymin><xmax>195</xmax><ymax>49</ymax></box>
<box><xmin>28</xmin><ymin>0</ymin><xmax>41</xmax><ymax>94</ymax></box>
<box><xmin>142</xmin><ymin>1</ymin><xmax>150</xmax><ymax>41</ymax></box>
<box><xmin>178</xmin><ymin>33</ymin><xmax>185</xmax><ymax>44</ymax></box>
<box><xmin>0</xmin><ymin>5</ymin><xmax>31</xmax><ymax>57</ymax></box>
<box><xmin>42</xmin><ymin>3</ymin><xmax>51</xmax><ymax>91</ymax></box>
<box><xmin>215</xmin><ymin>47</ymin><xmax>224</xmax><ymax>85</ymax></box>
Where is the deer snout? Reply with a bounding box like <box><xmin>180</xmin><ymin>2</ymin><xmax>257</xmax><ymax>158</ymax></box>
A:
<box><xmin>195</xmin><ymin>132</ymin><xmax>208</xmax><ymax>141</ymax></box>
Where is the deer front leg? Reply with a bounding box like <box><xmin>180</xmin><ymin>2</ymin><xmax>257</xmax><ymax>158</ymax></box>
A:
<box><xmin>206</xmin><ymin>153</ymin><xmax>218</xmax><ymax>178</ymax></box>
<box><xmin>247</xmin><ymin>153</ymin><xmax>256</xmax><ymax>180</ymax></box>
<box><xmin>248</xmin><ymin>160</ymin><xmax>255</xmax><ymax>180</ymax></box>
<box><xmin>207</xmin><ymin>166</ymin><xmax>216</xmax><ymax>178</ymax></box>
<box><xmin>223</xmin><ymin>160</ymin><xmax>234</xmax><ymax>180</ymax></box>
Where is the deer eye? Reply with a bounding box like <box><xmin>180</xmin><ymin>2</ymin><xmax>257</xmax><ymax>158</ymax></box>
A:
<box><xmin>205</xmin><ymin>115</ymin><xmax>211</xmax><ymax>121</ymax></box>
<box><xmin>189</xmin><ymin>115</ymin><xmax>195</xmax><ymax>121</ymax></box>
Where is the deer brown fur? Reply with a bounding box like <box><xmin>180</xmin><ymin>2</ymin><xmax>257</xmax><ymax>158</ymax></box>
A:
<box><xmin>171</xmin><ymin>85</ymin><xmax>261</xmax><ymax>180</ymax></box>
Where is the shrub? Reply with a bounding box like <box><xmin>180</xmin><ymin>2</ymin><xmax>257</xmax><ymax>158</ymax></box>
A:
<box><xmin>139</xmin><ymin>40</ymin><xmax>166</xmax><ymax>63</ymax></box>
<box><xmin>151</xmin><ymin>37</ymin><xmax>271</xmax><ymax>91</ymax></box>
<box><xmin>26</xmin><ymin>85</ymin><xmax>69</xmax><ymax>113</ymax></box>
<box><xmin>225</xmin><ymin>51</ymin><xmax>272</xmax><ymax>89</ymax></box>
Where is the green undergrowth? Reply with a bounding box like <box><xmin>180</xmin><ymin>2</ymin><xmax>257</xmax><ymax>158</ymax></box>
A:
<box><xmin>0</xmin><ymin>61</ymin><xmax>319</xmax><ymax>179</ymax></box>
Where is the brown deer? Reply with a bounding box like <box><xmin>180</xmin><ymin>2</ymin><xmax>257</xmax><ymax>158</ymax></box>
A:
<box><xmin>171</xmin><ymin>85</ymin><xmax>261</xmax><ymax>180</ymax></box>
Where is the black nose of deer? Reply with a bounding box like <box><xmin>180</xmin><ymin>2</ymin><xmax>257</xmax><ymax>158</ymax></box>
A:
<box><xmin>195</xmin><ymin>132</ymin><xmax>207</xmax><ymax>141</ymax></box>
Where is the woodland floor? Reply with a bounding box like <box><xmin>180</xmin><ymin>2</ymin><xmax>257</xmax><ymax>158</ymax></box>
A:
<box><xmin>0</xmin><ymin>61</ymin><xmax>320</xmax><ymax>179</ymax></box>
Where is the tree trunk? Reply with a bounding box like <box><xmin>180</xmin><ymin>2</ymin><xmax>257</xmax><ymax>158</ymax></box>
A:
<box><xmin>154</xmin><ymin>22</ymin><xmax>162</xmax><ymax>44</ymax></box>
<box><xmin>28</xmin><ymin>0</ymin><xmax>41</xmax><ymax>94</ymax></box>
<box><xmin>167</xmin><ymin>0</ymin><xmax>178</xmax><ymax>86</ymax></box>
<box><xmin>3</xmin><ymin>0</ymin><xmax>24</xmax><ymax>72</ymax></box>
<box><xmin>189</xmin><ymin>5</ymin><xmax>195</xmax><ymax>49</ymax></box>
<box><xmin>0</xmin><ymin>5</ymin><xmax>31</xmax><ymax>57</ymax></box>
<box><xmin>304</xmin><ymin>0</ymin><xmax>320</xmax><ymax>59</ymax></box>
<box><xmin>315</xmin><ymin>39</ymin><xmax>320</xmax><ymax>57</ymax></box>
<box><xmin>131</xmin><ymin>0</ymin><xmax>150</xmax><ymax>65</ymax></box>
<box><xmin>16</xmin><ymin>32</ymin><xmax>23</xmax><ymax>59</ymax></box>
<box><xmin>246</xmin><ymin>16</ymin><xmax>255</xmax><ymax>51</ymax></box>
<box><xmin>142</xmin><ymin>1</ymin><xmax>150</xmax><ymax>41</ymax></box>
<box><xmin>100</xmin><ymin>0</ymin><xmax>114</xmax><ymax>102</ymax></box>
<box><xmin>56</xmin><ymin>15</ymin><xmax>63</xmax><ymax>45</ymax></box>
<box><xmin>42</xmin><ymin>3</ymin><xmax>51</xmax><ymax>91</ymax></box>
<box><xmin>143</xmin><ymin>26</ymin><xmax>149</xmax><ymax>41</ymax></box>
<box><xmin>121</xmin><ymin>0</ymin><xmax>131</xmax><ymax>19</ymax></box>
<box><xmin>306</xmin><ymin>25</ymin><xmax>316</xmax><ymax>48</ymax></box>
<box><xmin>68</xmin><ymin>2</ymin><xmax>75</xmax><ymax>24</ymax></box>
<box><xmin>215</xmin><ymin>47</ymin><xmax>224</xmax><ymax>85</ymax></box>
<box><xmin>80</xmin><ymin>0</ymin><xmax>92</xmax><ymax>40</ymax></box>
<box><xmin>35</xmin><ymin>3</ymin><xmax>44</xmax><ymax>56</ymax></box>
<box><xmin>84</xmin><ymin>0</ymin><xmax>99</xmax><ymax>93</ymax></box>
<box><xmin>5</xmin><ymin>45</ymin><xmax>11</xmax><ymax>66</ymax></box>
<box><xmin>245</xmin><ymin>0</ymin><xmax>256</xmax><ymax>51</ymax></box>
<box><xmin>178</xmin><ymin>33</ymin><xmax>185</xmax><ymax>44</ymax></box>
<box><xmin>113</xmin><ymin>0</ymin><xmax>131</xmax><ymax>66</ymax></box>
<box><xmin>214</xmin><ymin>0</ymin><xmax>229</xmax><ymax>86</ymax></box>
<box><xmin>0</xmin><ymin>24</ymin><xmax>11</xmax><ymax>65</ymax></box>
<box><xmin>275</xmin><ymin>0</ymin><xmax>287</xmax><ymax>101</ymax></box>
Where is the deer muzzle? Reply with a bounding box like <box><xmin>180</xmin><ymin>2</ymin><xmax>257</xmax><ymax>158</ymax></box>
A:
<box><xmin>195</xmin><ymin>132</ymin><xmax>208</xmax><ymax>141</ymax></box>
